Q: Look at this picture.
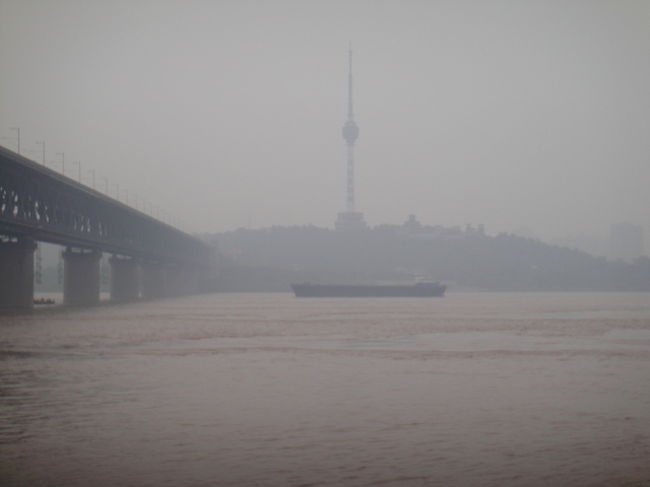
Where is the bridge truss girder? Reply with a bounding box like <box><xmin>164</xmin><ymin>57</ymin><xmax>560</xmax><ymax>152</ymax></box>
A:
<box><xmin>0</xmin><ymin>145</ymin><xmax>211</xmax><ymax>267</ymax></box>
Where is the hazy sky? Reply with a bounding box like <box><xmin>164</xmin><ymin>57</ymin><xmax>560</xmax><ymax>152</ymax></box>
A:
<box><xmin>1</xmin><ymin>0</ymin><xmax>648</xmax><ymax>242</ymax></box>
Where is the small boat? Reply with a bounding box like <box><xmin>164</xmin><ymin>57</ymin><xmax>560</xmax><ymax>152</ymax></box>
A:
<box><xmin>291</xmin><ymin>282</ymin><xmax>446</xmax><ymax>298</ymax></box>
<box><xmin>33</xmin><ymin>297</ymin><xmax>56</xmax><ymax>305</ymax></box>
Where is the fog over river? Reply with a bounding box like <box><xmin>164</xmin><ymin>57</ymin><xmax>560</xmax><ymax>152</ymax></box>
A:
<box><xmin>2</xmin><ymin>292</ymin><xmax>650</xmax><ymax>486</ymax></box>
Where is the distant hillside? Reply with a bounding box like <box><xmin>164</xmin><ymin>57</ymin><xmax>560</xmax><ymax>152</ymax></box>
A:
<box><xmin>205</xmin><ymin>223</ymin><xmax>650</xmax><ymax>292</ymax></box>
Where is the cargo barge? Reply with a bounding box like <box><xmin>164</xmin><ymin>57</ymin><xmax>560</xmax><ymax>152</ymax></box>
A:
<box><xmin>291</xmin><ymin>282</ymin><xmax>446</xmax><ymax>298</ymax></box>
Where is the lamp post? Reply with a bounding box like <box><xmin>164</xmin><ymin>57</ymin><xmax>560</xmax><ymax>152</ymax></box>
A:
<box><xmin>72</xmin><ymin>161</ymin><xmax>81</xmax><ymax>182</ymax></box>
<box><xmin>88</xmin><ymin>169</ymin><xmax>96</xmax><ymax>189</ymax></box>
<box><xmin>102</xmin><ymin>177</ymin><xmax>109</xmax><ymax>194</ymax></box>
<box><xmin>35</xmin><ymin>141</ymin><xmax>46</xmax><ymax>166</ymax></box>
<box><xmin>9</xmin><ymin>127</ymin><xmax>20</xmax><ymax>154</ymax></box>
<box><xmin>55</xmin><ymin>152</ymin><xmax>65</xmax><ymax>175</ymax></box>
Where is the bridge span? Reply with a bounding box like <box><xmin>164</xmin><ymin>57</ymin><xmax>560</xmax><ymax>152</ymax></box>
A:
<box><xmin>0</xmin><ymin>145</ymin><xmax>216</xmax><ymax>308</ymax></box>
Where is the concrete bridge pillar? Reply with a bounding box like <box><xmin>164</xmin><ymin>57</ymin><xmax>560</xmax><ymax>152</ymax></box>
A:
<box><xmin>0</xmin><ymin>237</ymin><xmax>37</xmax><ymax>308</ymax></box>
<box><xmin>141</xmin><ymin>261</ymin><xmax>166</xmax><ymax>300</ymax></box>
<box><xmin>164</xmin><ymin>265</ymin><xmax>200</xmax><ymax>297</ymax></box>
<box><xmin>182</xmin><ymin>266</ymin><xmax>200</xmax><ymax>296</ymax></box>
<box><xmin>63</xmin><ymin>248</ymin><xmax>101</xmax><ymax>306</ymax></box>
<box><xmin>141</xmin><ymin>262</ymin><xmax>204</xmax><ymax>300</ymax></box>
<box><xmin>110</xmin><ymin>256</ymin><xmax>140</xmax><ymax>302</ymax></box>
<box><xmin>163</xmin><ymin>264</ymin><xmax>183</xmax><ymax>297</ymax></box>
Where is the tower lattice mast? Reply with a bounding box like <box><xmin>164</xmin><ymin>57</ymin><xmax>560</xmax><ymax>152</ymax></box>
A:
<box><xmin>342</xmin><ymin>46</ymin><xmax>359</xmax><ymax>213</ymax></box>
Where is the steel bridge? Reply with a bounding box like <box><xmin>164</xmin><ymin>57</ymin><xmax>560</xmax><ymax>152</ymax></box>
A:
<box><xmin>0</xmin><ymin>145</ymin><xmax>216</xmax><ymax>307</ymax></box>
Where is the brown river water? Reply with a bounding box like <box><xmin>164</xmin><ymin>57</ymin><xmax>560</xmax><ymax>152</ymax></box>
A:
<box><xmin>1</xmin><ymin>292</ymin><xmax>650</xmax><ymax>487</ymax></box>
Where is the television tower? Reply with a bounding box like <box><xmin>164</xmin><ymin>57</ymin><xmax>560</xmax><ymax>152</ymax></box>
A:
<box><xmin>335</xmin><ymin>46</ymin><xmax>366</xmax><ymax>231</ymax></box>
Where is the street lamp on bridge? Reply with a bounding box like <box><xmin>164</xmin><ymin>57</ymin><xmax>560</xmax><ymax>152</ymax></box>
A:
<box><xmin>72</xmin><ymin>161</ymin><xmax>81</xmax><ymax>183</ymax></box>
<box><xmin>55</xmin><ymin>152</ymin><xmax>65</xmax><ymax>176</ymax></box>
<box><xmin>35</xmin><ymin>141</ymin><xmax>46</xmax><ymax>166</ymax></box>
<box><xmin>9</xmin><ymin>127</ymin><xmax>20</xmax><ymax>154</ymax></box>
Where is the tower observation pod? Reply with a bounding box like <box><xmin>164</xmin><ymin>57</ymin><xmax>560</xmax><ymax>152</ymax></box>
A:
<box><xmin>335</xmin><ymin>46</ymin><xmax>367</xmax><ymax>232</ymax></box>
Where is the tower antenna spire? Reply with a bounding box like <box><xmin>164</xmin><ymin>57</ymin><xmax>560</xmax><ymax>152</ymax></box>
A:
<box><xmin>347</xmin><ymin>43</ymin><xmax>354</xmax><ymax>120</ymax></box>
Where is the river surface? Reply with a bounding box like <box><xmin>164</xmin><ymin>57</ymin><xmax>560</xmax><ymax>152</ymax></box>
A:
<box><xmin>2</xmin><ymin>292</ymin><xmax>650</xmax><ymax>487</ymax></box>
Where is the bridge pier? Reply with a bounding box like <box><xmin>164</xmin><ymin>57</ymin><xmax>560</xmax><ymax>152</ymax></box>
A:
<box><xmin>141</xmin><ymin>263</ymin><xmax>201</xmax><ymax>299</ymax></box>
<box><xmin>141</xmin><ymin>262</ymin><xmax>166</xmax><ymax>300</ymax></box>
<box><xmin>110</xmin><ymin>256</ymin><xmax>140</xmax><ymax>302</ymax></box>
<box><xmin>63</xmin><ymin>248</ymin><xmax>101</xmax><ymax>306</ymax></box>
<box><xmin>163</xmin><ymin>264</ymin><xmax>183</xmax><ymax>297</ymax></box>
<box><xmin>181</xmin><ymin>266</ymin><xmax>200</xmax><ymax>296</ymax></box>
<box><xmin>162</xmin><ymin>265</ymin><xmax>200</xmax><ymax>297</ymax></box>
<box><xmin>0</xmin><ymin>237</ymin><xmax>37</xmax><ymax>308</ymax></box>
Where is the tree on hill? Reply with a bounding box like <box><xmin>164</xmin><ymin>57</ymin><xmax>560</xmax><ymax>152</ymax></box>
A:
<box><xmin>205</xmin><ymin>224</ymin><xmax>650</xmax><ymax>292</ymax></box>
